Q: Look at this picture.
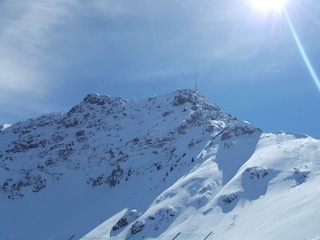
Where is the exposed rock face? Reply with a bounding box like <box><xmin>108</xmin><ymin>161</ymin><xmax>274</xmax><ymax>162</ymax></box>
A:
<box><xmin>0</xmin><ymin>89</ymin><xmax>237</xmax><ymax>199</ymax></box>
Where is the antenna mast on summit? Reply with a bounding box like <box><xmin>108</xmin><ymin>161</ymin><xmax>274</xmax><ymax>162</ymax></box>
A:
<box><xmin>195</xmin><ymin>72</ymin><xmax>198</xmax><ymax>93</ymax></box>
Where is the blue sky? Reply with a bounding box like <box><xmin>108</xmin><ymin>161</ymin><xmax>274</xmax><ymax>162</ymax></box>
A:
<box><xmin>1</xmin><ymin>0</ymin><xmax>319</xmax><ymax>138</ymax></box>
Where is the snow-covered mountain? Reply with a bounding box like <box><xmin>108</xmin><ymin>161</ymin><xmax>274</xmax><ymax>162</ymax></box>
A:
<box><xmin>1</xmin><ymin>89</ymin><xmax>319</xmax><ymax>240</ymax></box>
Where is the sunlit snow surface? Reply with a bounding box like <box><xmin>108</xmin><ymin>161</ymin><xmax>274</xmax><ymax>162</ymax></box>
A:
<box><xmin>0</xmin><ymin>123</ymin><xmax>12</xmax><ymax>131</ymax></box>
<box><xmin>82</xmin><ymin>132</ymin><xmax>320</xmax><ymax>240</ymax></box>
<box><xmin>0</xmin><ymin>90</ymin><xmax>319</xmax><ymax>240</ymax></box>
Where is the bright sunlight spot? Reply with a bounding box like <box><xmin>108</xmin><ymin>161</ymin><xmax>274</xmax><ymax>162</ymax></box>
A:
<box><xmin>250</xmin><ymin>0</ymin><xmax>286</xmax><ymax>12</ymax></box>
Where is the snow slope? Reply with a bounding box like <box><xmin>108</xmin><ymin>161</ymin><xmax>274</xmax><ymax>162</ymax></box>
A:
<box><xmin>0</xmin><ymin>89</ymin><xmax>319</xmax><ymax>240</ymax></box>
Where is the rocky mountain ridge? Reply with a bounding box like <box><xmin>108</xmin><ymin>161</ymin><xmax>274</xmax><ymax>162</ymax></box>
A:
<box><xmin>0</xmin><ymin>89</ymin><xmax>239</xmax><ymax>200</ymax></box>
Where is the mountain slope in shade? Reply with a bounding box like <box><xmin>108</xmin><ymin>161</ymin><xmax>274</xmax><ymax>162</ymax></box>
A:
<box><xmin>0</xmin><ymin>89</ymin><xmax>319</xmax><ymax>240</ymax></box>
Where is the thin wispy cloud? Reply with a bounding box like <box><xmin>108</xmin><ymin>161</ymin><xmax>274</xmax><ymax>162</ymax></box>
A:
<box><xmin>0</xmin><ymin>1</ymin><xmax>71</xmax><ymax>92</ymax></box>
<box><xmin>0</xmin><ymin>0</ymin><xmax>288</xmax><ymax>92</ymax></box>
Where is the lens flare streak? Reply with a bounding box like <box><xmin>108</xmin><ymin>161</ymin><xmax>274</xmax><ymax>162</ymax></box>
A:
<box><xmin>283</xmin><ymin>7</ymin><xmax>320</xmax><ymax>92</ymax></box>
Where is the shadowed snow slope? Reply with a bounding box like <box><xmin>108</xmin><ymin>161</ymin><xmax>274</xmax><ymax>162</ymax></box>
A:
<box><xmin>0</xmin><ymin>89</ymin><xmax>319</xmax><ymax>240</ymax></box>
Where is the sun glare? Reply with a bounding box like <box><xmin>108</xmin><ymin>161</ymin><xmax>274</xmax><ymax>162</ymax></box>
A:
<box><xmin>250</xmin><ymin>0</ymin><xmax>286</xmax><ymax>12</ymax></box>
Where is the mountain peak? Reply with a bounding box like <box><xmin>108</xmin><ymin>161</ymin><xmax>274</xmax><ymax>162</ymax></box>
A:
<box><xmin>172</xmin><ymin>89</ymin><xmax>200</xmax><ymax>105</ymax></box>
<box><xmin>82</xmin><ymin>92</ymin><xmax>128</xmax><ymax>106</ymax></box>
<box><xmin>0</xmin><ymin>88</ymin><xmax>237</xmax><ymax>196</ymax></box>
<box><xmin>1</xmin><ymin>90</ymin><xmax>319</xmax><ymax>240</ymax></box>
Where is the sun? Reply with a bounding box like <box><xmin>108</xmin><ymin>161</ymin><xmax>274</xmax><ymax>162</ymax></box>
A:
<box><xmin>250</xmin><ymin>0</ymin><xmax>286</xmax><ymax>12</ymax></box>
